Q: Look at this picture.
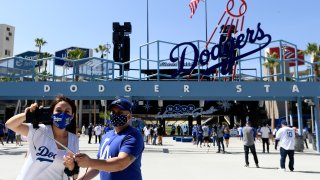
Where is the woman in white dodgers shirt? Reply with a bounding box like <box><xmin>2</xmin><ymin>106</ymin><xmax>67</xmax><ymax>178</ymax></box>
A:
<box><xmin>5</xmin><ymin>95</ymin><xmax>79</xmax><ymax>180</ymax></box>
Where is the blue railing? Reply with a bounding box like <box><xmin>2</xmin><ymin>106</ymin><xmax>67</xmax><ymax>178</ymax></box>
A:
<box><xmin>0</xmin><ymin>40</ymin><xmax>317</xmax><ymax>82</ymax></box>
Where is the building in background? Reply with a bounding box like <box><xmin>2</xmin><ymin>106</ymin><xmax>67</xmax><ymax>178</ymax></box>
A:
<box><xmin>55</xmin><ymin>46</ymin><xmax>93</xmax><ymax>66</ymax></box>
<box><xmin>0</xmin><ymin>24</ymin><xmax>15</xmax><ymax>59</ymax></box>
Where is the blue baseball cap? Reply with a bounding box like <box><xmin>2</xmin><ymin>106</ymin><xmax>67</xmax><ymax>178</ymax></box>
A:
<box><xmin>281</xmin><ymin>120</ymin><xmax>288</xmax><ymax>125</ymax></box>
<box><xmin>109</xmin><ymin>98</ymin><xmax>132</xmax><ymax>112</ymax></box>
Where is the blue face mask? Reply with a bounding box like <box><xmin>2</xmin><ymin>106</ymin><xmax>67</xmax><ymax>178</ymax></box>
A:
<box><xmin>52</xmin><ymin>112</ymin><xmax>72</xmax><ymax>129</ymax></box>
<box><xmin>110</xmin><ymin>114</ymin><xmax>128</xmax><ymax>127</ymax></box>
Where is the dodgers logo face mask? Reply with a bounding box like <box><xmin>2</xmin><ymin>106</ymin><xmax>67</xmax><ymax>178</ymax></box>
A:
<box><xmin>52</xmin><ymin>112</ymin><xmax>72</xmax><ymax>129</ymax></box>
<box><xmin>110</xmin><ymin>114</ymin><xmax>127</xmax><ymax>127</ymax></box>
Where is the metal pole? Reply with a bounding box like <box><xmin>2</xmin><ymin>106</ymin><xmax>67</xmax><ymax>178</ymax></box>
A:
<box><xmin>297</xmin><ymin>97</ymin><xmax>303</xmax><ymax>136</ymax></box>
<box><xmin>147</xmin><ymin>0</ymin><xmax>150</xmax><ymax>77</ymax></box>
<box><xmin>312</xmin><ymin>97</ymin><xmax>320</xmax><ymax>153</ymax></box>
<box><xmin>285</xmin><ymin>100</ymin><xmax>288</xmax><ymax>125</ymax></box>
<box><xmin>205</xmin><ymin>0</ymin><xmax>208</xmax><ymax>42</ymax></box>
<box><xmin>104</xmin><ymin>100</ymin><xmax>107</xmax><ymax>124</ymax></box>
<box><xmin>311</xmin><ymin>104</ymin><xmax>314</xmax><ymax>133</ymax></box>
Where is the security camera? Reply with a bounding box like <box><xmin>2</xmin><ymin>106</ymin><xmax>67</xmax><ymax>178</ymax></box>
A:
<box><xmin>304</xmin><ymin>99</ymin><xmax>314</xmax><ymax>106</ymax></box>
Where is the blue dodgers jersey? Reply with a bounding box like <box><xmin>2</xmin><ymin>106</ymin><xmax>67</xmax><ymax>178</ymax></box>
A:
<box><xmin>97</xmin><ymin>126</ymin><xmax>144</xmax><ymax>180</ymax></box>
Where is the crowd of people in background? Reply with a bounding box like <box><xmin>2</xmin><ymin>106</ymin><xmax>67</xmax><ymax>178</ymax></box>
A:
<box><xmin>190</xmin><ymin>123</ymin><xmax>233</xmax><ymax>153</ymax></box>
<box><xmin>0</xmin><ymin>120</ymin><xmax>25</xmax><ymax>146</ymax></box>
<box><xmin>82</xmin><ymin>122</ymin><xmax>168</xmax><ymax>146</ymax></box>
<box><xmin>82</xmin><ymin>123</ymin><xmax>114</xmax><ymax>144</ymax></box>
<box><xmin>142</xmin><ymin>124</ymin><xmax>165</xmax><ymax>145</ymax></box>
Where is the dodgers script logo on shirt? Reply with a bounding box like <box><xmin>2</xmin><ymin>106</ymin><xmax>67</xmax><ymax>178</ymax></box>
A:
<box><xmin>36</xmin><ymin>146</ymin><xmax>57</xmax><ymax>162</ymax></box>
<box><xmin>100</xmin><ymin>138</ymin><xmax>111</xmax><ymax>160</ymax></box>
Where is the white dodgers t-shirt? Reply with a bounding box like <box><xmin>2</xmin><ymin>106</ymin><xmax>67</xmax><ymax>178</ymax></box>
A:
<box><xmin>94</xmin><ymin>125</ymin><xmax>102</xmax><ymax>136</ymax></box>
<box><xmin>276</xmin><ymin>126</ymin><xmax>295</xmax><ymax>150</ymax></box>
<box><xmin>17</xmin><ymin>124</ymin><xmax>79</xmax><ymax>180</ymax></box>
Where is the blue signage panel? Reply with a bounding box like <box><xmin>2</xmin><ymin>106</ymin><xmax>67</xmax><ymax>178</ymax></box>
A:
<box><xmin>15</xmin><ymin>51</ymin><xmax>44</xmax><ymax>67</ymax></box>
<box><xmin>0</xmin><ymin>82</ymin><xmax>318</xmax><ymax>100</ymax></box>
<box><xmin>13</xmin><ymin>57</ymin><xmax>36</xmax><ymax>70</ymax></box>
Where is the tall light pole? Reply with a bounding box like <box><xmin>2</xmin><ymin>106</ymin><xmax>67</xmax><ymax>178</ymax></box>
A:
<box><xmin>105</xmin><ymin>43</ymin><xmax>111</xmax><ymax>59</ymax></box>
<box><xmin>205</xmin><ymin>0</ymin><xmax>208</xmax><ymax>42</ymax></box>
<box><xmin>305</xmin><ymin>99</ymin><xmax>315</xmax><ymax>133</ymax></box>
<box><xmin>147</xmin><ymin>0</ymin><xmax>150</xmax><ymax>76</ymax></box>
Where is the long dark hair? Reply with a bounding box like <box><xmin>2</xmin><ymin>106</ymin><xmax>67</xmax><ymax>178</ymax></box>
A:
<box><xmin>50</xmin><ymin>95</ymin><xmax>77</xmax><ymax>134</ymax></box>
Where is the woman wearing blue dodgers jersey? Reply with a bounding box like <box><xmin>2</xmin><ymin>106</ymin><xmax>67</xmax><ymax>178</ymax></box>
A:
<box><xmin>5</xmin><ymin>95</ymin><xmax>79</xmax><ymax>180</ymax></box>
<box><xmin>75</xmin><ymin>98</ymin><xmax>144</xmax><ymax>180</ymax></box>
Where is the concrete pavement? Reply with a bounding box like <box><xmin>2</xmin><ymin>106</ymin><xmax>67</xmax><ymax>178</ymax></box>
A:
<box><xmin>1</xmin><ymin>135</ymin><xmax>320</xmax><ymax>180</ymax></box>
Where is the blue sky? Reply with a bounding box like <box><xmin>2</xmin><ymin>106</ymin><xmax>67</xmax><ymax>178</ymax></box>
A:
<box><xmin>1</xmin><ymin>0</ymin><xmax>319</xmax><ymax>62</ymax></box>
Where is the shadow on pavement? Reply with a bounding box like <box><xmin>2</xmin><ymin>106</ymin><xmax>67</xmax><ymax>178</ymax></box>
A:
<box><xmin>258</xmin><ymin>167</ymin><xmax>279</xmax><ymax>170</ymax></box>
<box><xmin>0</xmin><ymin>150</ymin><xmax>26</xmax><ymax>156</ymax></box>
<box><xmin>293</xmin><ymin>170</ymin><xmax>320</xmax><ymax>174</ymax></box>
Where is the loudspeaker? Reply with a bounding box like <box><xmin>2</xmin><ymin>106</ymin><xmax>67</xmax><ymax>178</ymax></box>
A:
<box><xmin>113</xmin><ymin>32</ymin><xmax>121</xmax><ymax>44</ymax></box>
<box><xmin>113</xmin><ymin>44</ymin><xmax>120</xmax><ymax>62</ymax></box>
<box><xmin>122</xmin><ymin>36</ymin><xmax>130</xmax><ymax>71</ymax></box>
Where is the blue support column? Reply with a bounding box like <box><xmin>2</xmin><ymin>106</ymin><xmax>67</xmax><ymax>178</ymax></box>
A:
<box><xmin>313</xmin><ymin>97</ymin><xmax>320</xmax><ymax>153</ymax></box>
<box><xmin>296</xmin><ymin>97</ymin><xmax>303</xmax><ymax>135</ymax></box>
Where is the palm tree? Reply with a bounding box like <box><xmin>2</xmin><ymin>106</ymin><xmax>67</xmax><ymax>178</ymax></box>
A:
<box><xmin>303</xmin><ymin>43</ymin><xmax>320</xmax><ymax>80</ymax></box>
<box><xmin>67</xmin><ymin>48</ymin><xmax>86</xmax><ymax>81</ymax></box>
<box><xmin>35</xmin><ymin>38</ymin><xmax>47</xmax><ymax>72</ymax></box>
<box><xmin>264</xmin><ymin>52</ymin><xmax>279</xmax><ymax>131</ymax></box>
<box><xmin>95</xmin><ymin>44</ymin><xmax>111</xmax><ymax>77</ymax></box>
<box><xmin>66</xmin><ymin>48</ymin><xmax>86</xmax><ymax>129</ymax></box>
<box><xmin>42</xmin><ymin>52</ymin><xmax>52</xmax><ymax>72</ymax></box>
<box><xmin>264</xmin><ymin>52</ymin><xmax>279</xmax><ymax>81</ymax></box>
<box><xmin>94</xmin><ymin>44</ymin><xmax>110</xmax><ymax>58</ymax></box>
<box><xmin>67</xmin><ymin>48</ymin><xmax>86</xmax><ymax>60</ymax></box>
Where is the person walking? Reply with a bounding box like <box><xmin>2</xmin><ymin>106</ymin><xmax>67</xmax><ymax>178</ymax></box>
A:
<box><xmin>275</xmin><ymin>120</ymin><xmax>295</xmax><ymax>172</ymax></box>
<box><xmin>88</xmin><ymin>123</ymin><xmax>93</xmax><ymax>144</ymax></box>
<box><xmin>177</xmin><ymin>125</ymin><xmax>181</xmax><ymax>136</ymax></box>
<box><xmin>192</xmin><ymin>124</ymin><xmax>198</xmax><ymax>145</ymax></box>
<box><xmin>152</xmin><ymin>125</ymin><xmax>158</xmax><ymax>145</ymax></box>
<box><xmin>202</xmin><ymin>124</ymin><xmax>210</xmax><ymax>147</ymax></box>
<box><xmin>241</xmin><ymin>120</ymin><xmax>259</xmax><ymax>168</ymax></box>
<box><xmin>197</xmin><ymin>125</ymin><xmax>203</xmax><ymax>148</ymax></box>
<box><xmin>16</xmin><ymin>132</ymin><xmax>22</xmax><ymax>146</ymax></box>
<box><xmin>0</xmin><ymin>120</ymin><xmax>5</xmax><ymax>145</ymax></box>
<box><xmin>81</xmin><ymin>125</ymin><xmax>85</xmax><ymax>136</ymax></box>
<box><xmin>211</xmin><ymin>125</ymin><xmax>217</xmax><ymax>147</ymax></box>
<box><xmin>6</xmin><ymin>128</ymin><xmax>15</xmax><ymax>144</ymax></box>
<box><xmin>94</xmin><ymin>124</ymin><xmax>102</xmax><ymax>144</ymax></box>
<box><xmin>260</xmin><ymin>123</ymin><xmax>271</xmax><ymax>153</ymax></box>
<box><xmin>224</xmin><ymin>126</ymin><xmax>230</xmax><ymax>148</ymax></box>
<box><xmin>302</xmin><ymin>127</ymin><xmax>309</xmax><ymax>149</ymax></box>
<box><xmin>273</xmin><ymin>125</ymin><xmax>280</xmax><ymax>150</ymax></box>
<box><xmin>157</xmin><ymin>125</ymin><xmax>164</xmax><ymax>145</ymax></box>
<box><xmin>216</xmin><ymin>123</ymin><xmax>225</xmax><ymax>153</ymax></box>
<box><xmin>237</xmin><ymin>126</ymin><xmax>243</xmax><ymax>140</ymax></box>
<box><xmin>75</xmin><ymin>98</ymin><xmax>144</xmax><ymax>180</ymax></box>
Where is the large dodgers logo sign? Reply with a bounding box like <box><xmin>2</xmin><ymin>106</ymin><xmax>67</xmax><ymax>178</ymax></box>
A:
<box><xmin>170</xmin><ymin>0</ymin><xmax>271</xmax><ymax>78</ymax></box>
<box><xmin>155</xmin><ymin>104</ymin><xmax>218</xmax><ymax>119</ymax></box>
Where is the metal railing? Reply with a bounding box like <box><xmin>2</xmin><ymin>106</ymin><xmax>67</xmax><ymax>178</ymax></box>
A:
<box><xmin>0</xmin><ymin>40</ymin><xmax>317</xmax><ymax>82</ymax></box>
